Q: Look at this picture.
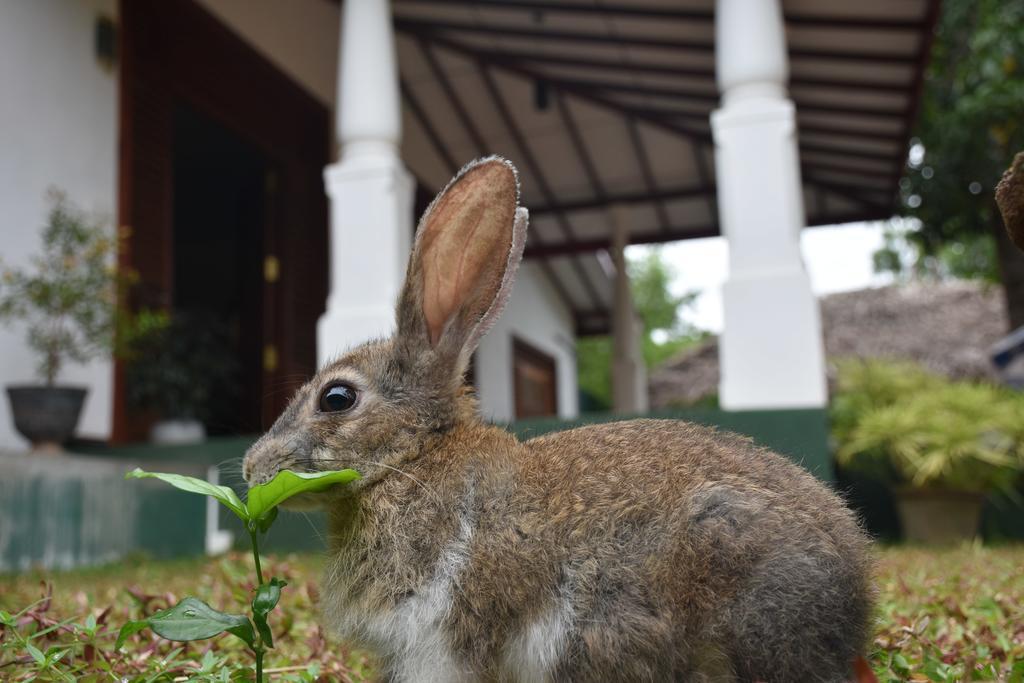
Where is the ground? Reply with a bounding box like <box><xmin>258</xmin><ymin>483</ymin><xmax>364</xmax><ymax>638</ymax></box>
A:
<box><xmin>1</xmin><ymin>546</ymin><xmax>1022</xmax><ymax>681</ymax></box>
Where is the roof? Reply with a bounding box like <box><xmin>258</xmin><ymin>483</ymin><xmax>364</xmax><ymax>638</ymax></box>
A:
<box><xmin>649</xmin><ymin>282</ymin><xmax>1010</xmax><ymax>408</ymax></box>
<box><xmin>392</xmin><ymin>0</ymin><xmax>941</xmax><ymax>333</ymax></box>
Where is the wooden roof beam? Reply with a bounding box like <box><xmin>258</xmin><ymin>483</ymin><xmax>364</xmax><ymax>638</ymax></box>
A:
<box><xmin>417</xmin><ymin>39</ymin><xmax>488</xmax><ymax>153</ymax></box>
<box><xmin>477</xmin><ymin>63</ymin><xmax>607</xmax><ymax>310</ymax></box>
<box><xmin>394</xmin><ymin>18</ymin><xmax>920</xmax><ymax>64</ymax></box>
<box><xmin>890</xmin><ymin>0</ymin><xmax>941</xmax><ymax>189</ymax></box>
<box><xmin>395</xmin><ymin>1</ymin><xmax>929</xmax><ymax>31</ymax></box>
<box><xmin>400</xmin><ymin>78</ymin><xmax>458</xmax><ymax>173</ymax></box>
<box><xmin>625</xmin><ymin>118</ymin><xmax>673</xmax><ymax>233</ymax></box>
<box><xmin>803</xmin><ymin>174</ymin><xmax>893</xmax><ymax>213</ymax></box>
<box><xmin>523</xmin><ymin>207</ymin><xmax>894</xmax><ymax>258</ymax></box>
<box><xmin>463</xmin><ymin>50</ymin><xmax>914</xmax><ymax>94</ymax></box>
<box><xmin>530</xmin><ymin>181</ymin><xmax>715</xmax><ymax>216</ymax></box>
<box><xmin>395</xmin><ymin>0</ymin><xmax>714</xmax><ymax>22</ymax></box>
<box><xmin>413</xmin><ymin>40</ymin><xmax>581</xmax><ymax>316</ymax></box>
<box><xmin>553</xmin><ymin>92</ymin><xmax>610</xmax><ymax>208</ymax></box>
<box><xmin>404</xmin><ymin>31</ymin><xmax>717</xmax><ymax>146</ymax></box>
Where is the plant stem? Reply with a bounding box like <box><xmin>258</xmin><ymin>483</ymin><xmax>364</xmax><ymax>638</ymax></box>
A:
<box><xmin>249</xmin><ymin>524</ymin><xmax>266</xmax><ymax>683</ymax></box>
<box><xmin>249</xmin><ymin>527</ymin><xmax>265</xmax><ymax>586</ymax></box>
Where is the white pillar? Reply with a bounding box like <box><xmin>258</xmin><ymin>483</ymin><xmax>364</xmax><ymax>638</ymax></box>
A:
<box><xmin>318</xmin><ymin>0</ymin><xmax>414</xmax><ymax>365</ymax></box>
<box><xmin>609</xmin><ymin>206</ymin><xmax>649</xmax><ymax>414</ymax></box>
<box><xmin>711</xmin><ymin>0</ymin><xmax>827</xmax><ymax>409</ymax></box>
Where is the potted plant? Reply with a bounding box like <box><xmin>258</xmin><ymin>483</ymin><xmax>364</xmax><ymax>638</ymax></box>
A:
<box><xmin>833</xmin><ymin>359</ymin><xmax>1024</xmax><ymax>543</ymax></box>
<box><xmin>125</xmin><ymin>310</ymin><xmax>239</xmax><ymax>444</ymax></box>
<box><xmin>0</xmin><ymin>191</ymin><xmax>135</xmax><ymax>451</ymax></box>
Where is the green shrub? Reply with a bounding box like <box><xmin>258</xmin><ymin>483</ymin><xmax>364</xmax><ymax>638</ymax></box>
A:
<box><xmin>125</xmin><ymin>311</ymin><xmax>238</xmax><ymax>422</ymax></box>
<box><xmin>833</xmin><ymin>359</ymin><xmax>1024</xmax><ymax>491</ymax></box>
<box><xmin>0</xmin><ymin>190</ymin><xmax>156</xmax><ymax>385</ymax></box>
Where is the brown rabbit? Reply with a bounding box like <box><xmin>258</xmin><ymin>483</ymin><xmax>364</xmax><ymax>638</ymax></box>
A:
<box><xmin>243</xmin><ymin>157</ymin><xmax>875</xmax><ymax>683</ymax></box>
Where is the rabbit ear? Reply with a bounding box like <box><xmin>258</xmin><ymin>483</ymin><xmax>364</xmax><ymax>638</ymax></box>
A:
<box><xmin>396</xmin><ymin>156</ymin><xmax>527</xmax><ymax>371</ymax></box>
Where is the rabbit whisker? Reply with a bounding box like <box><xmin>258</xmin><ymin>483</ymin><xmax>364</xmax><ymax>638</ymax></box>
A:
<box><xmin>300</xmin><ymin>511</ymin><xmax>327</xmax><ymax>546</ymax></box>
<box><xmin>310</xmin><ymin>457</ymin><xmax>442</xmax><ymax>505</ymax></box>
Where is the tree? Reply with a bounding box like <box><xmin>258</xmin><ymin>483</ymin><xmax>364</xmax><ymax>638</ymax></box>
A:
<box><xmin>892</xmin><ymin>0</ymin><xmax>1024</xmax><ymax>328</ymax></box>
<box><xmin>577</xmin><ymin>250</ymin><xmax>702</xmax><ymax>409</ymax></box>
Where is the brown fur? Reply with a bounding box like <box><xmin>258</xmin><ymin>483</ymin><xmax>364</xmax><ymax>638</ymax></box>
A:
<box><xmin>244</xmin><ymin>157</ymin><xmax>875</xmax><ymax>682</ymax></box>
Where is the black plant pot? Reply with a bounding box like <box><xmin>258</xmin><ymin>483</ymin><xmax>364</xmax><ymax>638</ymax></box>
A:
<box><xmin>6</xmin><ymin>385</ymin><xmax>87</xmax><ymax>451</ymax></box>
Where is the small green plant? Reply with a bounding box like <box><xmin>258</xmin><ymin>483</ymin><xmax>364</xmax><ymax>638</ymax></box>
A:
<box><xmin>117</xmin><ymin>467</ymin><xmax>360</xmax><ymax>681</ymax></box>
<box><xmin>833</xmin><ymin>358</ymin><xmax>1024</xmax><ymax>491</ymax></box>
<box><xmin>125</xmin><ymin>311</ymin><xmax>239</xmax><ymax>422</ymax></box>
<box><xmin>0</xmin><ymin>190</ymin><xmax>154</xmax><ymax>385</ymax></box>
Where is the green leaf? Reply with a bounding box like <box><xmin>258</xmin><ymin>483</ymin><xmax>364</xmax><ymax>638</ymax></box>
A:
<box><xmin>251</xmin><ymin>577</ymin><xmax>287</xmax><ymax>649</ymax></box>
<box><xmin>1008</xmin><ymin>659</ymin><xmax>1024</xmax><ymax>683</ymax></box>
<box><xmin>256</xmin><ymin>505</ymin><xmax>278</xmax><ymax>534</ymax></box>
<box><xmin>245</xmin><ymin>469</ymin><xmax>360</xmax><ymax>522</ymax></box>
<box><xmin>125</xmin><ymin>468</ymin><xmax>248</xmax><ymax>521</ymax></box>
<box><xmin>115</xmin><ymin>619</ymin><xmax>150</xmax><ymax>650</ymax></box>
<box><xmin>146</xmin><ymin>597</ymin><xmax>255</xmax><ymax>648</ymax></box>
<box><xmin>25</xmin><ymin>642</ymin><xmax>45</xmax><ymax>665</ymax></box>
<box><xmin>252</xmin><ymin>577</ymin><xmax>287</xmax><ymax>616</ymax></box>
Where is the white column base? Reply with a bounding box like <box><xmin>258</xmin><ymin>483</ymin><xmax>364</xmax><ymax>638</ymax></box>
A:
<box><xmin>712</xmin><ymin>31</ymin><xmax>827</xmax><ymax>411</ymax></box>
<box><xmin>318</xmin><ymin>153</ymin><xmax>414</xmax><ymax>366</ymax></box>
<box><xmin>719</xmin><ymin>267</ymin><xmax>827</xmax><ymax>410</ymax></box>
<box><xmin>204</xmin><ymin>466</ymin><xmax>233</xmax><ymax>555</ymax></box>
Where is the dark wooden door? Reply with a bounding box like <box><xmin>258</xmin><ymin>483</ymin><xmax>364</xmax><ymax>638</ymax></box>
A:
<box><xmin>116</xmin><ymin>0</ymin><xmax>330</xmax><ymax>440</ymax></box>
<box><xmin>513</xmin><ymin>338</ymin><xmax>558</xmax><ymax>419</ymax></box>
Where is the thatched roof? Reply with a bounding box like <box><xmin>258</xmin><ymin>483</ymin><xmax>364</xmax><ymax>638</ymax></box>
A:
<box><xmin>649</xmin><ymin>281</ymin><xmax>1009</xmax><ymax>409</ymax></box>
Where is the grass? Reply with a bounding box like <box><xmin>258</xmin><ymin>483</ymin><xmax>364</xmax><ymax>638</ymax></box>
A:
<box><xmin>0</xmin><ymin>552</ymin><xmax>372</xmax><ymax>682</ymax></box>
<box><xmin>872</xmin><ymin>545</ymin><xmax>1024</xmax><ymax>682</ymax></box>
<box><xmin>1</xmin><ymin>545</ymin><xmax>1023</xmax><ymax>681</ymax></box>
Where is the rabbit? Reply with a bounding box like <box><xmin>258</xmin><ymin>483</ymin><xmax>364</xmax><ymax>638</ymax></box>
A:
<box><xmin>242</xmin><ymin>157</ymin><xmax>875</xmax><ymax>683</ymax></box>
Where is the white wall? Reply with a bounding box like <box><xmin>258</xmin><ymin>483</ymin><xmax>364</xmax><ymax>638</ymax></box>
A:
<box><xmin>475</xmin><ymin>262</ymin><xmax>579</xmax><ymax>422</ymax></box>
<box><xmin>0</xmin><ymin>0</ymin><xmax>119</xmax><ymax>450</ymax></box>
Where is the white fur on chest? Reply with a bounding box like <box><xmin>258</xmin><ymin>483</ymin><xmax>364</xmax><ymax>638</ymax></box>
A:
<box><xmin>330</xmin><ymin>507</ymin><xmax>574</xmax><ymax>683</ymax></box>
<box><xmin>340</xmin><ymin>516</ymin><xmax>476</xmax><ymax>683</ymax></box>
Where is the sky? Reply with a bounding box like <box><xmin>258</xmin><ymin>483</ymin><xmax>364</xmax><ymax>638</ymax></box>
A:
<box><xmin>629</xmin><ymin>221</ymin><xmax>897</xmax><ymax>334</ymax></box>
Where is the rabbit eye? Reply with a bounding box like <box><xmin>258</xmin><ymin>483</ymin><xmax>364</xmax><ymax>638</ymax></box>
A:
<box><xmin>319</xmin><ymin>383</ymin><xmax>358</xmax><ymax>413</ymax></box>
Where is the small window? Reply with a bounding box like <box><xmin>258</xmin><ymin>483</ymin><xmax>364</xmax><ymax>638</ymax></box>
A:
<box><xmin>513</xmin><ymin>338</ymin><xmax>558</xmax><ymax>420</ymax></box>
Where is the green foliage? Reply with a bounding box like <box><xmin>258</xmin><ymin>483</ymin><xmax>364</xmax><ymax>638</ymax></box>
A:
<box><xmin>5</xmin><ymin>546</ymin><xmax>1023</xmax><ymax>680</ymax></box>
<box><xmin>118</xmin><ymin>597</ymin><xmax>255</xmax><ymax>650</ymax></box>
<box><xmin>0</xmin><ymin>190</ymin><xmax>144</xmax><ymax>385</ymax></box>
<box><xmin>125</xmin><ymin>311</ymin><xmax>240</xmax><ymax>421</ymax></box>
<box><xmin>830</xmin><ymin>359</ymin><xmax>946</xmax><ymax>446</ymax></box>
<box><xmin>576</xmin><ymin>249</ymin><xmax>703</xmax><ymax>409</ymax></box>
<box><xmin>628</xmin><ymin>251</ymin><xmax>697</xmax><ymax>336</ymax></box>
<box><xmin>871</xmin><ymin>546</ymin><xmax>1024</xmax><ymax>682</ymax></box>
<box><xmin>251</xmin><ymin>578</ymin><xmax>287</xmax><ymax>649</ymax></box>
<box><xmin>244</xmin><ymin>469</ymin><xmax>360</xmax><ymax>521</ymax></box>
<box><xmin>577</xmin><ymin>336</ymin><xmax>614</xmax><ymax>409</ymax></box>
<box><xmin>833</xmin><ymin>359</ymin><xmax>1024</xmax><ymax>491</ymax></box>
<box><xmin>117</xmin><ymin>467</ymin><xmax>360</xmax><ymax>681</ymax></box>
<box><xmin>874</xmin><ymin>224</ymin><xmax>1001</xmax><ymax>283</ymax></box>
<box><xmin>888</xmin><ymin>0</ymin><xmax>1024</xmax><ymax>280</ymax></box>
<box><xmin>1</xmin><ymin>554</ymin><xmax>375</xmax><ymax>682</ymax></box>
<box><xmin>125</xmin><ymin>468</ymin><xmax>248</xmax><ymax>520</ymax></box>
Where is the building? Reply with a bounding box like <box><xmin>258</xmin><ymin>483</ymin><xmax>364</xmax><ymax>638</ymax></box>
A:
<box><xmin>650</xmin><ymin>282</ymin><xmax>1011</xmax><ymax>408</ymax></box>
<box><xmin>0</xmin><ymin>0</ymin><xmax>940</xmax><ymax>453</ymax></box>
<box><xmin>0</xmin><ymin>0</ymin><xmax>940</xmax><ymax>569</ymax></box>
<box><xmin>1</xmin><ymin>2</ymin><xmax>936</xmax><ymax>458</ymax></box>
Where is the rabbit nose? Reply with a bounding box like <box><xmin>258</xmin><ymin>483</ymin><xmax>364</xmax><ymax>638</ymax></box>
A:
<box><xmin>242</xmin><ymin>437</ymin><xmax>274</xmax><ymax>485</ymax></box>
